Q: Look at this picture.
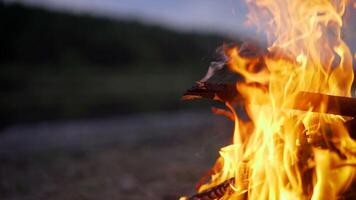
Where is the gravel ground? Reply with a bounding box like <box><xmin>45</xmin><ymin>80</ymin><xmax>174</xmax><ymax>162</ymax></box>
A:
<box><xmin>0</xmin><ymin>110</ymin><xmax>232</xmax><ymax>200</ymax></box>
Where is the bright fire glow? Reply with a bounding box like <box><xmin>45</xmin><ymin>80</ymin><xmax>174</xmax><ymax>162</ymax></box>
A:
<box><xmin>197</xmin><ymin>0</ymin><xmax>356</xmax><ymax>199</ymax></box>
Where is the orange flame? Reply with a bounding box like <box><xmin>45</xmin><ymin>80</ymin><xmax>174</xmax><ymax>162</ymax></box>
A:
<box><xmin>197</xmin><ymin>0</ymin><xmax>356</xmax><ymax>199</ymax></box>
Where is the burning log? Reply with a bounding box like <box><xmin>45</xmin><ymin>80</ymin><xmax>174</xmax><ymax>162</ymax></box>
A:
<box><xmin>183</xmin><ymin>82</ymin><xmax>356</xmax><ymax>138</ymax></box>
<box><xmin>295</xmin><ymin>91</ymin><xmax>356</xmax><ymax>118</ymax></box>
<box><xmin>183</xmin><ymin>82</ymin><xmax>356</xmax><ymax>117</ymax></box>
<box><xmin>184</xmin><ymin>178</ymin><xmax>235</xmax><ymax>200</ymax></box>
<box><xmin>346</xmin><ymin>118</ymin><xmax>356</xmax><ymax>134</ymax></box>
<box><xmin>183</xmin><ymin>161</ymin><xmax>250</xmax><ymax>200</ymax></box>
<box><xmin>182</xmin><ymin>82</ymin><xmax>240</xmax><ymax>103</ymax></box>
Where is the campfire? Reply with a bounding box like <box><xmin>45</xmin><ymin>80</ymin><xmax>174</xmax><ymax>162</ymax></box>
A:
<box><xmin>181</xmin><ymin>0</ymin><xmax>356</xmax><ymax>199</ymax></box>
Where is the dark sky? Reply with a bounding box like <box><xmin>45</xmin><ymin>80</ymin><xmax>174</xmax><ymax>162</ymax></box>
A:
<box><xmin>3</xmin><ymin>0</ymin><xmax>356</xmax><ymax>57</ymax></box>
<box><xmin>4</xmin><ymin>0</ymin><xmax>250</xmax><ymax>36</ymax></box>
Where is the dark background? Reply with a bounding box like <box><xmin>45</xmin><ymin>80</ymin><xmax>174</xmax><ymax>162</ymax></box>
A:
<box><xmin>0</xmin><ymin>2</ymin><xmax>234</xmax><ymax>200</ymax></box>
<box><xmin>0</xmin><ymin>3</ymin><xmax>233</xmax><ymax>128</ymax></box>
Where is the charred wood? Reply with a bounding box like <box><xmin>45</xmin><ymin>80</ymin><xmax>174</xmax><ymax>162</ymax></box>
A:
<box><xmin>183</xmin><ymin>83</ymin><xmax>356</xmax><ymax>137</ymax></box>
<box><xmin>182</xmin><ymin>82</ymin><xmax>240</xmax><ymax>103</ymax></box>
<box><xmin>187</xmin><ymin>178</ymin><xmax>234</xmax><ymax>200</ymax></box>
<box><xmin>183</xmin><ymin>83</ymin><xmax>356</xmax><ymax>117</ymax></box>
<box><xmin>295</xmin><ymin>92</ymin><xmax>356</xmax><ymax>118</ymax></box>
<box><xmin>345</xmin><ymin>118</ymin><xmax>356</xmax><ymax>140</ymax></box>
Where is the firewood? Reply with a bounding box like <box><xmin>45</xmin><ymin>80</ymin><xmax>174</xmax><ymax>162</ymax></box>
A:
<box><xmin>296</xmin><ymin>91</ymin><xmax>356</xmax><ymax>118</ymax></box>
<box><xmin>185</xmin><ymin>161</ymin><xmax>249</xmax><ymax>200</ymax></box>
<box><xmin>345</xmin><ymin>118</ymin><xmax>356</xmax><ymax>136</ymax></box>
<box><xmin>183</xmin><ymin>83</ymin><xmax>356</xmax><ymax>117</ymax></box>
<box><xmin>186</xmin><ymin>178</ymin><xmax>235</xmax><ymax>200</ymax></box>
<box><xmin>182</xmin><ymin>82</ymin><xmax>241</xmax><ymax>103</ymax></box>
<box><xmin>183</xmin><ymin>83</ymin><xmax>356</xmax><ymax>138</ymax></box>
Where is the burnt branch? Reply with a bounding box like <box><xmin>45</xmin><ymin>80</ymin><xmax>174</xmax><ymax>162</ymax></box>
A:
<box><xmin>182</xmin><ymin>82</ymin><xmax>241</xmax><ymax>103</ymax></box>
<box><xmin>183</xmin><ymin>83</ymin><xmax>356</xmax><ymax>117</ymax></box>
<box><xmin>182</xmin><ymin>83</ymin><xmax>356</xmax><ymax>138</ymax></box>
<box><xmin>295</xmin><ymin>92</ymin><xmax>356</xmax><ymax>118</ymax></box>
<box><xmin>187</xmin><ymin>178</ymin><xmax>235</xmax><ymax>200</ymax></box>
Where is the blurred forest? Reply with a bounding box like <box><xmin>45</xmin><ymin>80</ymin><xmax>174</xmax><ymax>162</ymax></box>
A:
<box><xmin>0</xmin><ymin>3</ymin><xmax>235</xmax><ymax>199</ymax></box>
<box><xmin>0</xmin><ymin>3</ymin><xmax>229</xmax><ymax>128</ymax></box>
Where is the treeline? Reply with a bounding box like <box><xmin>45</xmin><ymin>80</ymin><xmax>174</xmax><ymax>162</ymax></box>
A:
<box><xmin>0</xmin><ymin>3</ymin><xmax>224</xmax><ymax>67</ymax></box>
<box><xmin>0</xmin><ymin>3</ymin><xmax>233</xmax><ymax>127</ymax></box>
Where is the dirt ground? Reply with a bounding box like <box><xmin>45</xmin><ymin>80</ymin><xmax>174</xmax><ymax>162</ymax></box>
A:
<box><xmin>0</xmin><ymin>111</ymin><xmax>232</xmax><ymax>200</ymax></box>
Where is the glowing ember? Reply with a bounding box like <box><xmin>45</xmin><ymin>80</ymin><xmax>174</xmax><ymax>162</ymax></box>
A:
<box><xmin>183</xmin><ymin>0</ymin><xmax>356</xmax><ymax>199</ymax></box>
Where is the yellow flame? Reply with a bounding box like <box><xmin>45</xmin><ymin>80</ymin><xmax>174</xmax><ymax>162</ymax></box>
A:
<box><xmin>198</xmin><ymin>0</ymin><xmax>355</xmax><ymax>199</ymax></box>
